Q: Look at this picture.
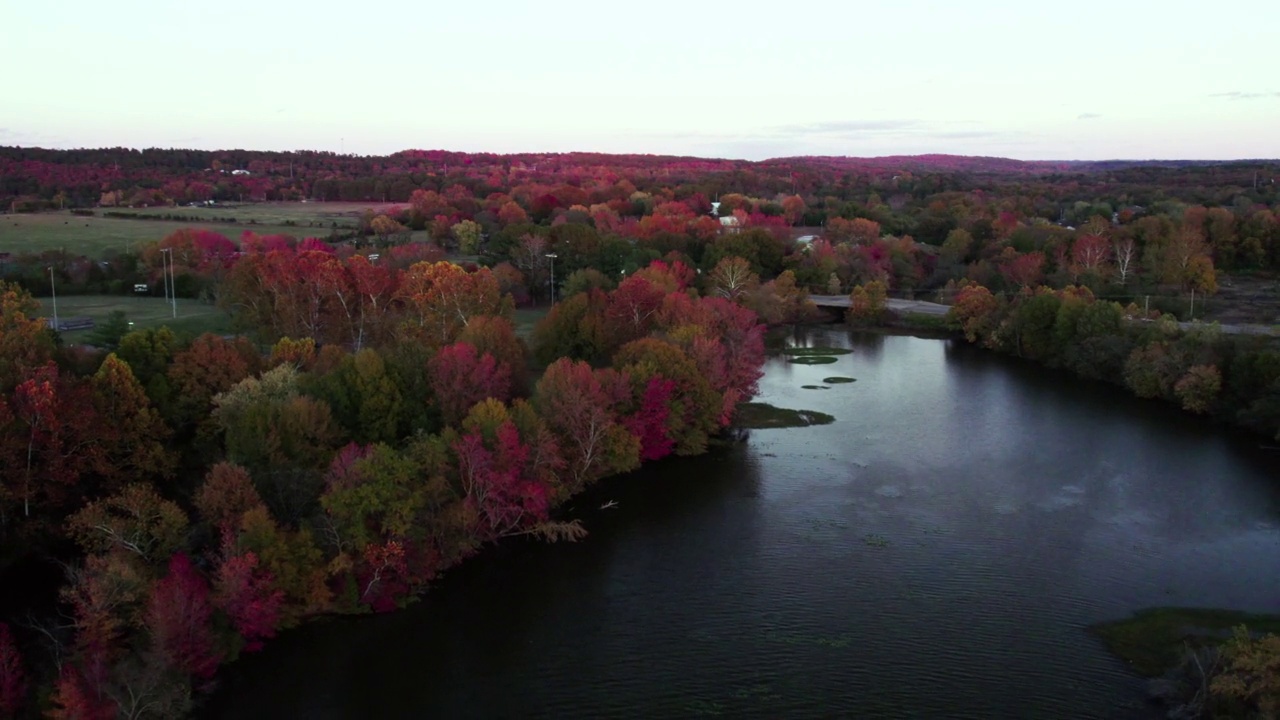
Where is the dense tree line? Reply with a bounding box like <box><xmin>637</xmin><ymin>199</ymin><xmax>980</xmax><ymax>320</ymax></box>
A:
<box><xmin>944</xmin><ymin>282</ymin><xmax>1280</xmax><ymax>440</ymax></box>
<box><xmin>0</xmin><ymin>248</ymin><xmax>768</xmax><ymax>716</ymax></box>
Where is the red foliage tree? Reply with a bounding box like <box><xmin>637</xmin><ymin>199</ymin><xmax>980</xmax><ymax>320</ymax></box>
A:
<box><xmin>146</xmin><ymin>553</ymin><xmax>222</xmax><ymax>679</ymax></box>
<box><xmin>534</xmin><ymin>359</ymin><xmax>640</xmax><ymax>491</ymax></box>
<box><xmin>452</xmin><ymin>412</ymin><xmax>549</xmax><ymax>541</ymax></box>
<box><xmin>213</xmin><ymin>542</ymin><xmax>285</xmax><ymax>652</ymax></box>
<box><xmin>428</xmin><ymin>343</ymin><xmax>513</xmax><ymax>425</ymax></box>
<box><xmin>5</xmin><ymin>363</ymin><xmax>104</xmax><ymax>522</ymax></box>
<box><xmin>623</xmin><ymin>377</ymin><xmax>676</xmax><ymax>461</ymax></box>
<box><xmin>357</xmin><ymin>540</ymin><xmax>412</xmax><ymax>613</ymax></box>
<box><xmin>998</xmin><ymin>250</ymin><xmax>1046</xmax><ymax>289</ymax></box>
<box><xmin>605</xmin><ymin>276</ymin><xmax>666</xmax><ymax>348</ymax></box>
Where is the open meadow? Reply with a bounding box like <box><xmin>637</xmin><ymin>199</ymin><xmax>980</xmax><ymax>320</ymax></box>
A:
<box><xmin>34</xmin><ymin>294</ymin><xmax>233</xmax><ymax>343</ymax></box>
<box><xmin>0</xmin><ymin>202</ymin><xmax>422</xmax><ymax>257</ymax></box>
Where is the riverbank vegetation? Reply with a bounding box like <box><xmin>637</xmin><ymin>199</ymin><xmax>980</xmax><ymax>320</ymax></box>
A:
<box><xmin>945</xmin><ymin>282</ymin><xmax>1280</xmax><ymax>441</ymax></box>
<box><xmin>1091</xmin><ymin>608</ymin><xmax>1280</xmax><ymax>718</ymax></box>
<box><xmin>0</xmin><ymin>249</ymin><xmax>768</xmax><ymax>716</ymax></box>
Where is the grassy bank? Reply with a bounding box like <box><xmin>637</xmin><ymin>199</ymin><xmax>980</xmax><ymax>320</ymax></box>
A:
<box><xmin>1090</xmin><ymin>607</ymin><xmax>1280</xmax><ymax>677</ymax></box>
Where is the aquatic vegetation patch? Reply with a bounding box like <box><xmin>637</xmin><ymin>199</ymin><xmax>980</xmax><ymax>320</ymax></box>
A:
<box><xmin>764</xmin><ymin>629</ymin><xmax>856</xmax><ymax>648</ymax></box>
<box><xmin>780</xmin><ymin>346</ymin><xmax>853</xmax><ymax>357</ymax></box>
<box><xmin>735</xmin><ymin>402</ymin><xmax>835</xmax><ymax>429</ymax></box>
<box><xmin>788</xmin><ymin>356</ymin><xmax>838</xmax><ymax>365</ymax></box>
<box><xmin>862</xmin><ymin>533</ymin><xmax>890</xmax><ymax>547</ymax></box>
<box><xmin>684</xmin><ymin>699</ymin><xmax>726</xmax><ymax>716</ymax></box>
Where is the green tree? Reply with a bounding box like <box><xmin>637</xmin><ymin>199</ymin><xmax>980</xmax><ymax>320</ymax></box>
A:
<box><xmin>86</xmin><ymin>311</ymin><xmax>131</xmax><ymax>351</ymax></box>
<box><xmin>451</xmin><ymin>220</ymin><xmax>484</xmax><ymax>255</ymax></box>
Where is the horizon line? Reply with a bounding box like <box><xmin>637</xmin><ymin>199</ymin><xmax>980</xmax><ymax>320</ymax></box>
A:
<box><xmin>2</xmin><ymin>143</ymin><xmax>1278</xmax><ymax>166</ymax></box>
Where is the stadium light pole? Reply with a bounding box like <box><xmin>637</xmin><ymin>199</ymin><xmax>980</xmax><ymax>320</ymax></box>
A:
<box><xmin>545</xmin><ymin>253</ymin><xmax>558</xmax><ymax>305</ymax></box>
<box><xmin>48</xmin><ymin>266</ymin><xmax>59</xmax><ymax>331</ymax></box>
<box><xmin>161</xmin><ymin>248</ymin><xmax>176</xmax><ymax>318</ymax></box>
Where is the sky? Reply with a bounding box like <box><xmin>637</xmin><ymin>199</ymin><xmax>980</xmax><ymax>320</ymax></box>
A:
<box><xmin>3</xmin><ymin>0</ymin><xmax>1278</xmax><ymax>161</ymax></box>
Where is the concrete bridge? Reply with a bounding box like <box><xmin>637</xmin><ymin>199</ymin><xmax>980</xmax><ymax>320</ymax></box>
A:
<box><xmin>809</xmin><ymin>294</ymin><xmax>1275</xmax><ymax>336</ymax></box>
<box><xmin>808</xmin><ymin>295</ymin><xmax>952</xmax><ymax>317</ymax></box>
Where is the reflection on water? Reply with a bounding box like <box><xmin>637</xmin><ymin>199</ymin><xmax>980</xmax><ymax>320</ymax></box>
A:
<box><xmin>208</xmin><ymin>329</ymin><xmax>1280</xmax><ymax>720</ymax></box>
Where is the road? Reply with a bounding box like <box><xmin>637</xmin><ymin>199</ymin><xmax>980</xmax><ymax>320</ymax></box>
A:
<box><xmin>808</xmin><ymin>295</ymin><xmax>1276</xmax><ymax>336</ymax></box>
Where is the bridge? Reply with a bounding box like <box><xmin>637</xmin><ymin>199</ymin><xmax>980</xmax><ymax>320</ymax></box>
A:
<box><xmin>808</xmin><ymin>295</ymin><xmax>951</xmax><ymax>317</ymax></box>
<box><xmin>808</xmin><ymin>294</ymin><xmax>1276</xmax><ymax>336</ymax></box>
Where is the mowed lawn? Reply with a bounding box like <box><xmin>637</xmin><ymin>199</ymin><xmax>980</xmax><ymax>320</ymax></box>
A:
<box><xmin>33</xmin><ymin>294</ymin><xmax>233</xmax><ymax>343</ymax></box>
<box><xmin>37</xmin><ymin>296</ymin><xmax>540</xmax><ymax>344</ymax></box>
<box><xmin>512</xmin><ymin>306</ymin><xmax>550</xmax><ymax>339</ymax></box>
<box><xmin>0</xmin><ymin>202</ymin><xmax>427</xmax><ymax>257</ymax></box>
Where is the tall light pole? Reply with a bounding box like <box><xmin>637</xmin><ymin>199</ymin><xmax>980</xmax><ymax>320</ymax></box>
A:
<box><xmin>545</xmin><ymin>253</ymin><xmax>558</xmax><ymax>305</ymax></box>
<box><xmin>48</xmin><ymin>266</ymin><xmax>58</xmax><ymax>331</ymax></box>
<box><xmin>161</xmin><ymin>248</ymin><xmax>176</xmax><ymax>318</ymax></box>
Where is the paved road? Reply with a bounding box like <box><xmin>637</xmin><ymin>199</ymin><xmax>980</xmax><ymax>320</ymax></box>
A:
<box><xmin>809</xmin><ymin>295</ymin><xmax>952</xmax><ymax>316</ymax></box>
<box><xmin>809</xmin><ymin>294</ymin><xmax>1276</xmax><ymax>336</ymax></box>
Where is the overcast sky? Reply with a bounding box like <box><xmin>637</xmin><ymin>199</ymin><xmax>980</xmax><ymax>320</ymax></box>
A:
<box><xmin>3</xmin><ymin>0</ymin><xmax>1277</xmax><ymax>161</ymax></box>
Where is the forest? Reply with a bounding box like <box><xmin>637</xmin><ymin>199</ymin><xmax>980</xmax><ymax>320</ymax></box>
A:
<box><xmin>1</xmin><ymin>146</ymin><xmax>1279</xmax><ymax>717</ymax></box>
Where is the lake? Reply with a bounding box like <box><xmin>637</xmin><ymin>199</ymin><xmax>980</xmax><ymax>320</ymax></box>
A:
<box><xmin>206</xmin><ymin>328</ymin><xmax>1280</xmax><ymax>719</ymax></box>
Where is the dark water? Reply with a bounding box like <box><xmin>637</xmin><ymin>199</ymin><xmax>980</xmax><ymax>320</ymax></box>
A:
<box><xmin>207</xmin><ymin>329</ymin><xmax>1280</xmax><ymax>720</ymax></box>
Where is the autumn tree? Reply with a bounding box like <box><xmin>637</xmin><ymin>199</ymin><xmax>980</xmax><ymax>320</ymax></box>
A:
<box><xmin>146</xmin><ymin>553</ymin><xmax>222</xmax><ymax>678</ymax></box>
<box><xmin>268</xmin><ymin>336</ymin><xmax>317</xmax><ymax>370</ymax></box>
<box><xmin>167</xmin><ymin>333</ymin><xmax>261</xmax><ymax>438</ymax></box>
<box><xmin>1113</xmin><ymin>236</ymin><xmax>1137</xmax><ymax>286</ymax></box>
<box><xmin>534</xmin><ymin>359</ymin><xmax>639</xmax><ymax>493</ymax></box>
<box><xmin>529</xmin><ymin>289</ymin><xmax>611</xmax><ymax>365</ymax></box>
<box><xmin>847</xmin><ymin>281</ymin><xmax>888</xmax><ymax>325</ymax></box>
<box><xmin>0</xmin><ymin>280</ymin><xmax>55</xmax><ymax>393</ymax></box>
<box><xmin>211</xmin><ymin>542</ymin><xmax>284</xmax><ymax>653</ymax></box>
<box><xmin>429</xmin><ymin>343</ymin><xmax>513</xmax><ymax>426</ymax></box>
<box><xmin>66</xmin><ymin>484</ymin><xmax>189</xmax><ymax>565</ymax></box>
<box><xmin>613</xmin><ymin>338</ymin><xmax>721</xmax><ymax>456</ymax></box>
<box><xmin>451</xmin><ymin>219</ymin><xmax>484</xmax><ymax>254</ymax></box>
<box><xmin>1174</xmin><ymin>364</ymin><xmax>1222</xmax><ymax>414</ymax></box>
<box><xmin>398</xmin><ymin>261</ymin><xmax>511</xmax><ymax>349</ymax></box>
<box><xmin>369</xmin><ymin>214</ymin><xmax>407</xmax><ymax>246</ymax></box>
<box><xmin>948</xmin><ymin>284</ymin><xmax>1004</xmax><ymax>344</ymax></box>
<box><xmin>116</xmin><ymin>326</ymin><xmax>180</xmax><ymax>403</ymax></box>
<box><xmin>457</xmin><ymin>315</ymin><xmax>528</xmax><ymax>395</ymax></box>
<box><xmin>3</xmin><ymin>363</ymin><xmax>104</xmax><ymax>523</ymax></box>
<box><xmin>213</xmin><ymin>365</ymin><xmax>340</xmax><ymax>523</ymax></box>
<box><xmin>1211</xmin><ymin>627</ymin><xmax>1280</xmax><ymax>716</ymax></box>
<box><xmin>194</xmin><ymin>462</ymin><xmax>265</xmax><ymax>531</ymax></box>
<box><xmin>781</xmin><ymin>195</ymin><xmax>806</xmax><ymax>225</ymax></box>
<box><xmin>450</xmin><ymin>400</ymin><xmax>553</xmax><ymax>542</ymax></box>
<box><xmin>232</xmin><ymin>505</ymin><xmax>330</xmax><ymax>619</ymax></box>
<box><xmin>708</xmin><ymin>256</ymin><xmax>759</xmax><ymax>301</ymax></box>
<box><xmin>998</xmin><ymin>249</ymin><xmax>1045</xmax><ymax>289</ymax></box>
<box><xmin>92</xmin><ymin>354</ymin><xmax>175</xmax><ymax>486</ymax></box>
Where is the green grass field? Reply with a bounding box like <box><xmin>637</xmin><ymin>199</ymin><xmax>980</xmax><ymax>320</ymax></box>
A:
<box><xmin>34</xmin><ymin>294</ymin><xmax>233</xmax><ymax>343</ymax></box>
<box><xmin>0</xmin><ymin>202</ymin><xmax>427</xmax><ymax>257</ymax></box>
<box><xmin>512</xmin><ymin>306</ymin><xmax>549</xmax><ymax>339</ymax></box>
